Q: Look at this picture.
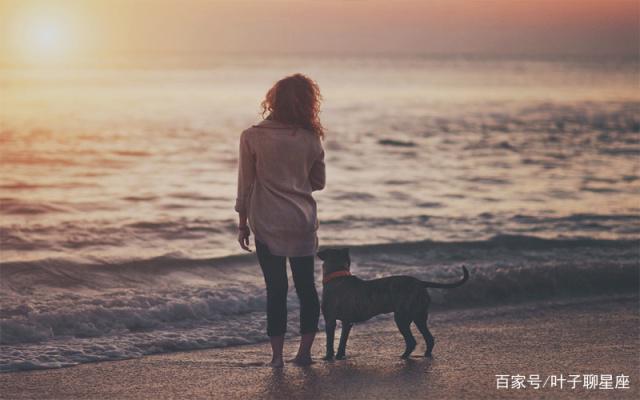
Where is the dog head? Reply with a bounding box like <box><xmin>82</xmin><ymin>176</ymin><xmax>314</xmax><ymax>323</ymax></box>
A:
<box><xmin>317</xmin><ymin>248</ymin><xmax>351</xmax><ymax>276</ymax></box>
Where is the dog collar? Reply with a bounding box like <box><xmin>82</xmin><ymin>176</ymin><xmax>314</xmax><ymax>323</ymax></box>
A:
<box><xmin>322</xmin><ymin>270</ymin><xmax>352</xmax><ymax>285</ymax></box>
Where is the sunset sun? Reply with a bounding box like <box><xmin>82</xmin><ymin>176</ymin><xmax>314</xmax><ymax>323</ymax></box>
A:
<box><xmin>27</xmin><ymin>19</ymin><xmax>68</xmax><ymax>56</ymax></box>
<box><xmin>4</xmin><ymin>6</ymin><xmax>78</xmax><ymax>65</ymax></box>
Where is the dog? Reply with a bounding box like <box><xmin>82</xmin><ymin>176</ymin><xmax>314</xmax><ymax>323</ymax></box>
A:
<box><xmin>318</xmin><ymin>248</ymin><xmax>468</xmax><ymax>360</ymax></box>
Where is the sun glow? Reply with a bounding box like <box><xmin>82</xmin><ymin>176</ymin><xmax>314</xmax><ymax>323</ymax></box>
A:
<box><xmin>26</xmin><ymin>18</ymin><xmax>71</xmax><ymax>58</ymax></box>
<box><xmin>4</xmin><ymin>5</ymin><xmax>79</xmax><ymax>66</ymax></box>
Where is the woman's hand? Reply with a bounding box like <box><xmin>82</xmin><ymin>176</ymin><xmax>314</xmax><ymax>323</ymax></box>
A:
<box><xmin>238</xmin><ymin>226</ymin><xmax>252</xmax><ymax>252</ymax></box>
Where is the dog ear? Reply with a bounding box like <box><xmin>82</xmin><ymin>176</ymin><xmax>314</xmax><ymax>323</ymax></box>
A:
<box><xmin>317</xmin><ymin>249</ymin><xmax>329</xmax><ymax>260</ymax></box>
<box><xmin>340</xmin><ymin>248</ymin><xmax>351</xmax><ymax>268</ymax></box>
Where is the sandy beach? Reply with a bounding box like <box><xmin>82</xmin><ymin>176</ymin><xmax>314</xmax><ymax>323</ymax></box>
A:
<box><xmin>1</xmin><ymin>294</ymin><xmax>637</xmax><ymax>400</ymax></box>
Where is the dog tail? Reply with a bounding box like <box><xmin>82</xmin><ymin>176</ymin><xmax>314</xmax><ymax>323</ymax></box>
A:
<box><xmin>422</xmin><ymin>266</ymin><xmax>469</xmax><ymax>289</ymax></box>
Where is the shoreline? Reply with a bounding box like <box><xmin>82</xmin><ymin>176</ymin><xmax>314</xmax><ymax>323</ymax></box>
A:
<box><xmin>1</xmin><ymin>294</ymin><xmax>638</xmax><ymax>399</ymax></box>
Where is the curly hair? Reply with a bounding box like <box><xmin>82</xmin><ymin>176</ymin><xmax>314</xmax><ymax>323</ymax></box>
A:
<box><xmin>261</xmin><ymin>73</ymin><xmax>325</xmax><ymax>139</ymax></box>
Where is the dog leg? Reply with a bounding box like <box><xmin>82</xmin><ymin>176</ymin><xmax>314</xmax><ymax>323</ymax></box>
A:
<box><xmin>336</xmin><ymin>322</ymin><xmax>353</xmax><ymax>360</ymax></box>
<box><xmin>394</xmin><ymin>313</ymin><xmax>416</xmax><ymax>359</ymax></box>
<box><xmin>324</xmin><ymin>319</ymin><xmax>336</xmax><ymax>360</ymax></box>
<box><xmin>414</xmin><ymin>314</ymin><xmax>435</xmax><ymax>357</ymax></box>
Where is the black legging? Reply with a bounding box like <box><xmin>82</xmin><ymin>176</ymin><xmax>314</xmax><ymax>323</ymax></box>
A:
<box><xmin>256</xmin><ymin>239</ymin><xmax>320</xmax><ymax>337</ymax></box>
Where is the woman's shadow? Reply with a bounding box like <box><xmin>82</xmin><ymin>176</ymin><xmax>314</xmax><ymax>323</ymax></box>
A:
<box><xmin>260</xmin><ymin>357</ymin><xmax>434</xmax><ymax>399</ymax></box>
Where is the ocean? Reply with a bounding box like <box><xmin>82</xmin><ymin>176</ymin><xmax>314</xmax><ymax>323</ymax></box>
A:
<box><xmin>1</xmin><ymin>54</ymin><xmax>638</xmax><ymax>371</ymax></box>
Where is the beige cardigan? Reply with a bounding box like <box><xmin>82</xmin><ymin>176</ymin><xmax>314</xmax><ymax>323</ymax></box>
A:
<box><xmin>235</xmin><ymin>119</ymin><xmax>325</xmax><ymax>257</ymax></box>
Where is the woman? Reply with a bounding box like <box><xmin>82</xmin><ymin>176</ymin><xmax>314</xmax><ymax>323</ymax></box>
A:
<box><xmin>235</xmin><ymin>73</ymin><xmax>326</xmax><ymax>367</ymax></box>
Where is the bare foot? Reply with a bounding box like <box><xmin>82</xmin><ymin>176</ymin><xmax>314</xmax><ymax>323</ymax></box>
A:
<box><xmin>290</xmin><ymin>355</ymin><xmax>314</xmax><ymax>366</ymax></box>
<box><xmin>270</xmin><ymin>357</ymin><xmax>284</xmax><ymax>368</ymax></box>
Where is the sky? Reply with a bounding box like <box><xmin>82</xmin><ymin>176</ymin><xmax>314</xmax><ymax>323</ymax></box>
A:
<box><xmin>0</xmin><ymin>0</ymin><xmax>638</xmax><ymax>66</ymax></box>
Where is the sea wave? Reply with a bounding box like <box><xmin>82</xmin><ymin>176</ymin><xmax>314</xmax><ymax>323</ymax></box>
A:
<box><xmin>2</xmin><ymin>236</ymin><xmax>637</xmax><ymax>336</ymax></box>
<box><xmin>3</xmin><ymin>212</ymin><xmax>638</xmax><ymax>265</ymax></box>
<box><xmin>1</xmin><ymin>235</ymin><xmax>638</xmax><ymax>372</ymax></box>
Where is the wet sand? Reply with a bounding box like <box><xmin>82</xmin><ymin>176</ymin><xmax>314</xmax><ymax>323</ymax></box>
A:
<box><xmin>1</xmin><ymin>295</ymin><xmax>637</xmax><ymax>399</ymax></box>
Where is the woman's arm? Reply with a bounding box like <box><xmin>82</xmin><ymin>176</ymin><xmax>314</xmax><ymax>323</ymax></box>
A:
<box><xmin>237</xmin><ymin>210</ymin><xmax>251</xmax><ymax>251</ymax></box>
<box><xmin>235</xmin><ymin>130</ymin><xmax>255</xmax><ymax>251</ymax></box>
<box><xmin>309</xmin><ymin>149</ymin><xmax>325</xmax><ymax>191</ymax></box>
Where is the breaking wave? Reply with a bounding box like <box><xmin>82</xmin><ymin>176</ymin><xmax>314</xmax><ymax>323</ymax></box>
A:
<box><xmin>1</xmin><ymin>235</ymin><xmax>637</xmax><ymax>372</ymax></box>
